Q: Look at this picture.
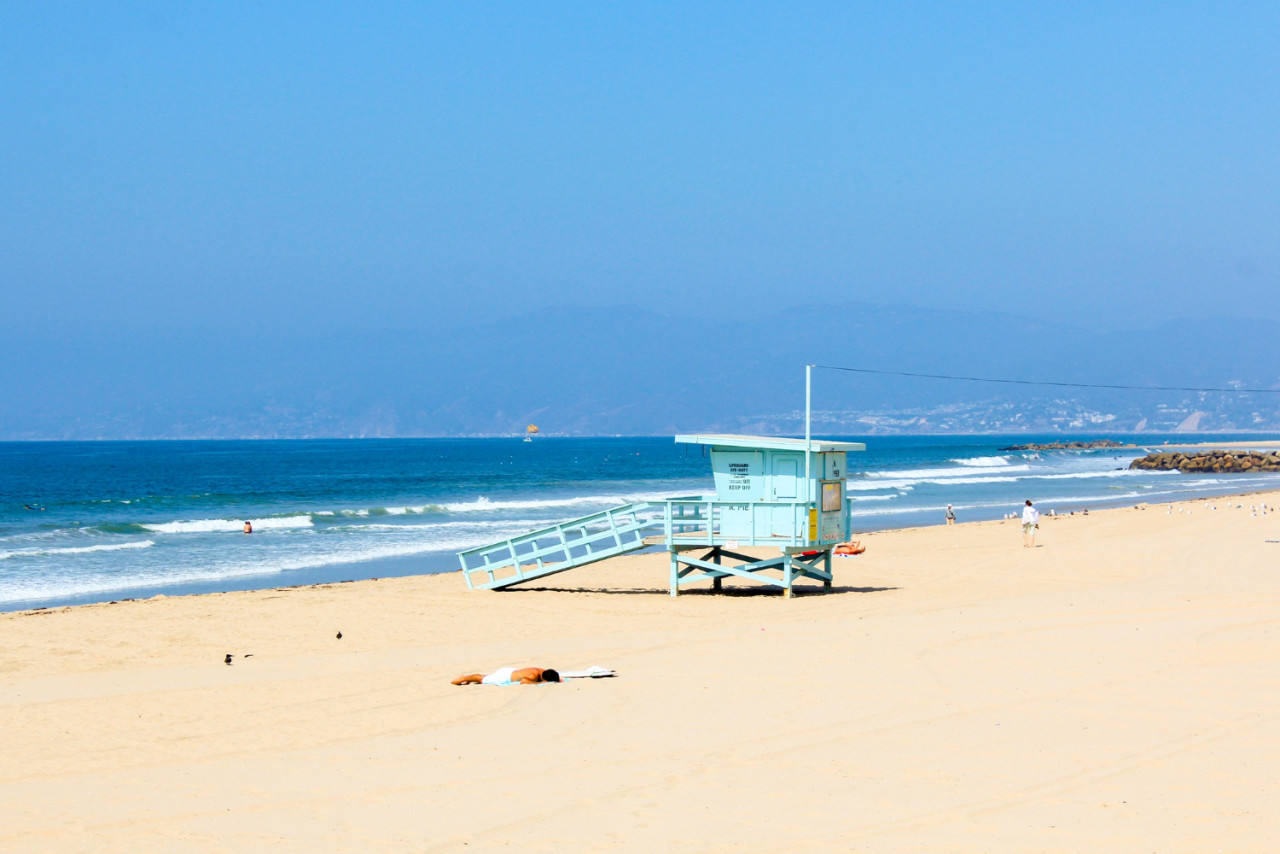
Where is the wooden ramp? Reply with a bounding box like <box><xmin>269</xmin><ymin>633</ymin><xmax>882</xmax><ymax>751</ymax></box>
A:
<box><xmin>458</xmin><ymin>502</ymin><xmax>658</xmax><ymax>590</ymax></box>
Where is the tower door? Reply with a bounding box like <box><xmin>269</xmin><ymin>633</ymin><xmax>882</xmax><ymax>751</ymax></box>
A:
<box><xmin>769</xmin><ymin>454</ymin><xmax>803</xmax><ymax>538</ymax></box>
<box><xmin>770</xmin><ymin>455</ymin><xmax>800</xmax><ymax>500</ymax></box>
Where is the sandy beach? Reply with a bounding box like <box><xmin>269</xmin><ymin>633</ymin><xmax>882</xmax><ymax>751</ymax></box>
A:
<box><xmin>3</xmin><ymin>490</ymin><xmax>1279</xmax><ymax>852</ymax></box>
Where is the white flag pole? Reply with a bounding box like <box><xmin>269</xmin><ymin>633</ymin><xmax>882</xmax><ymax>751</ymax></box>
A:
<box><xmin>805</xmin><ymin>364</ymin><xmax>813</xmax><ymax>506</ymax></box>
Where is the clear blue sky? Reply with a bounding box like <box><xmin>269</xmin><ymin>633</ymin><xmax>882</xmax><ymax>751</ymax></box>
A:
<box><xmin>3</xmin><ymin>2</ymin><xmax>1278</xmax><ymax>342</ymax></box>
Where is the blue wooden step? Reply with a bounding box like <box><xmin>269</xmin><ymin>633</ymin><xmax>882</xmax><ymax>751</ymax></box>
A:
<box><xmin>458</xmin><ymin>502</ymin><xmax>659</xmax><ymax>590</ymax></box>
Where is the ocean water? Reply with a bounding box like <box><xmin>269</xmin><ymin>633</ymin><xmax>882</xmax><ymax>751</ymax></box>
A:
<box><xmin>2</xmin><ymin>434</ymin><xmax>1277</xmax><ymax>611</ymax></box>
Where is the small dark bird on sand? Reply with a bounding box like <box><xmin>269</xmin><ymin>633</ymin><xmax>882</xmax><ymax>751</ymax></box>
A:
<box><xmin>336</xmin><ymin>631</ymin><xmax>343</xmax><ymax>639</ymax></box>
<box><xmin>224</xmin><ymin>654</ymin><xmax>233</xmax><ymax>665</ymax></box>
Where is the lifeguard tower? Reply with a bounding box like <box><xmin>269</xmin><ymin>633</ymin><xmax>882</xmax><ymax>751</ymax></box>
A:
<box><xmin>456</xmin><ymin>434</ymin><xmax>866</xmax><ymax>597</ymax></box>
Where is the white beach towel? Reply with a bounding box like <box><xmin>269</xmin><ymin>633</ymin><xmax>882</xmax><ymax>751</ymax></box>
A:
<box><xmin>559</xmin><ymin>665</ymin><xmax>617</xmax><ymax>679</ymax></box>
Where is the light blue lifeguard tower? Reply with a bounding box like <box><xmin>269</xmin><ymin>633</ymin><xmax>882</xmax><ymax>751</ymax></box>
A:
<box><xmin>456</xmin><ymin>433</ymin><xmax>866</xmax><ymax>597</ymax></box>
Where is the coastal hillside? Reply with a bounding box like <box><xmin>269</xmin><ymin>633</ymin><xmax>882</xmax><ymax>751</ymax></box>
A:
<box><xmin>4</xmin><ymin>303</ymin><xmax>1279</xmax><ymax>439</ymax></box>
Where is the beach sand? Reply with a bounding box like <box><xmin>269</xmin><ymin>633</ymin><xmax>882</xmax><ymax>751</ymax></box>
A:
<box><xmin>3</xmin><ymin>491</ymin><xmax>1279</xmax><ymax>852</ymax></box>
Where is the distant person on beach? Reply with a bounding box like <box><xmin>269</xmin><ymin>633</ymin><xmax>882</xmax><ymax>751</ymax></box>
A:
<box><xmin>1021</xmin><ymin>500</ymin><xmax>1039</xmax><ymax>548</ymax></box>
<box><xmin>452</xmin><ymin>667</ymin><xmax>560</xmax><ymax>686</ymax></box>
<box><xmin>945</xmin><ymin>504</ymin><xmax>956</xmax><ymax>525</ymax></box>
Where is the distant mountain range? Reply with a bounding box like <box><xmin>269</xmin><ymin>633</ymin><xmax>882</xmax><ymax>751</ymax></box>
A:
<box><xmin>4</xmin><ymin>303</ymin><xmax>1279</xmax><ymax>439</ymax></box>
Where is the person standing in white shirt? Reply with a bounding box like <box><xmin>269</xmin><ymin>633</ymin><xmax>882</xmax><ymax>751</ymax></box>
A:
<box><xmin>1021</xmin><ymin>500</ymin><xmax>1039</xmax><ymax>548</ymax></box>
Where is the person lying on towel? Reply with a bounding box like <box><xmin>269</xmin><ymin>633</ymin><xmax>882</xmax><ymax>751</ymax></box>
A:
<box><xmin>452</xmin><ymin>666</ymin><xmax>560</xmax><ymax>686</ymax></box>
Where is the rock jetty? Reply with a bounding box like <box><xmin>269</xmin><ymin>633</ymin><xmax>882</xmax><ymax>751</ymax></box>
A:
<box><xmin>1000</xmin><ymin>439</ymin><xmax>1126</xmax><ymax>452</ymax></box>
<box><xmin>1129</xmin><ymin>450</ymin><xmax>1280</xmax><ymax>473</ymax></box>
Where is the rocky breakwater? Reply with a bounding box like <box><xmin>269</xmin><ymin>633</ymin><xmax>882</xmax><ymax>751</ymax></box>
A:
<box><xmin>1129</xmin><ymin>449</ymin><xmax>1280</xmax><ymax>473</ymax></box>
<box><xmin>1001</xmin><ymin>439</ymin><xmax>1126</xmax><ymax>451</ymax></box>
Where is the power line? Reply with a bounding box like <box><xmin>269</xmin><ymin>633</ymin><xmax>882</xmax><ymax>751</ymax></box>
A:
<box><xmin>811</xmin><ymin>364</ymin><xmax>1280</xmax><ymax>394</ymax></box>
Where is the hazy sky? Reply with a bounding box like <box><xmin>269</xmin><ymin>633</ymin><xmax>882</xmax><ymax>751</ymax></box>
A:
<box><xmin>3</xmin><ymin>3</ymin><xmax>1278</xmax><ymax>342</ymax></box>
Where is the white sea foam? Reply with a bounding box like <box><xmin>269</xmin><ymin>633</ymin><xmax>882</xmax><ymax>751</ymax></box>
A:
<box><xmin>952</xmin><ymin>456</ymin><xmax>1014</xmax><ymax>467</ymax></box>
<box><xmin>329</xmin><ymin>518</ymin><xmax>551</xmax><ymax>533</ymax></box>
<box><xmin>850</xmin><ymin>463</ymin><xmax>1168</xmax><ymax>493</ymax></box>
<box><xmin>321</xmin><ymin>506</ymin><xmax>436</xmax><ymax>518</ymax></box>
<box><xmin>5</xmin><ymin>493</ymin><xmax>709</xmax><ymax>604</ymax></box>
<box><xmin>1031</xmin><ymin>469</ymin><xmax>1174</xmax><ymax>481</ymax></box>
<box><xmin>864</xmin><ymin>464</ymin><xmax>1031</xmax><ymax>480</ymax></box>
<box><xmin>440</xmin><ymin>492</ymin><xmax>685</xmax><ymax>513</ymax></box>
<box><xmin>911</xmin><ymin>475</ymin><xmax>1022</xmax><ymax>486</ymax></box>
<box><xmin>309</xmin><ymin>492</ymin><xmax>687</xmax><ymax>521</ymax></box>
<box><xmin>0</xmin><ymin>527</ymin><xmax>529</xmax><ymax>604</ymax></box>
<box><xmin>845</xmin><ymin>480</ymin><xmax>912</xmax><ymax>491</ymax></box>
<box><xmin>0</xmin><ymin>540</ymin><xmax>155</xmax><ymax>560</ymax></box>
<box><xmin>850</xmin><ymin>475</ymin><xmax>1022</xmax><ymax>490</ymax></box>
<box><xmin>143</xmin><ymin>515</ymin><xmax>314</xmax><ymax>534</ymax></box>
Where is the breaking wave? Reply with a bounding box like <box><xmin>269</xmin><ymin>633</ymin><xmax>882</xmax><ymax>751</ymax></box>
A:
<box><xmin>0</xmin><ymin>540</ymin><xmax>155</xmax><ymax>561</ymax></box>
<box><xmin>142</xmin><ymin>515</ymin><xmax>314</xmax><ymax>534</ymax></box>
<box><xmin>951</xmin><ymin>456</ymin><xmax>1014</xmax><ymax>467</ymax></box>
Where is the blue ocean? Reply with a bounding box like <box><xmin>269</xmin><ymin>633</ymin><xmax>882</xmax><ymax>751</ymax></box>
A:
<box><xmin>2</xmin><ymin>434</ymin><xmax>1276</xmax><ymax>611</ymax></box>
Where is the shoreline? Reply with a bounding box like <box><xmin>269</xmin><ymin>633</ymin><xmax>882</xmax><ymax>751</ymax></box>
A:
<box><xmin>7</xmin><ymin>479</ymin><xmax>1280</xmax><ymax>614</ymax></box>
<box><xmin>0</xmin><ymin>548</ymin><xmax>442</xmax><ymax>615</ymax></box>
<box><xmin>7</xmin><ymin>433</ymin><xmax>1280</xmax><ymax>614</ymax></box>
<box><xmin>4</xmin><ymin>487</ymin><xmax>1279</xmax><ymax>849</ymax></box>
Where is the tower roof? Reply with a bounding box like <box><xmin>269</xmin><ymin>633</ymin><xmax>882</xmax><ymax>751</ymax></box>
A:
<box><xmin>674</xmin><ymin>434</ymin><xmax>865</xmax><ymax>453</ymax></box>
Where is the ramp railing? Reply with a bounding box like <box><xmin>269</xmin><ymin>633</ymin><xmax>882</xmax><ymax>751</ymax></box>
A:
<box><xmin>458</xmin><ymin>501</ymin><xmax>659</xmax><ymax>590</ymax></box>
